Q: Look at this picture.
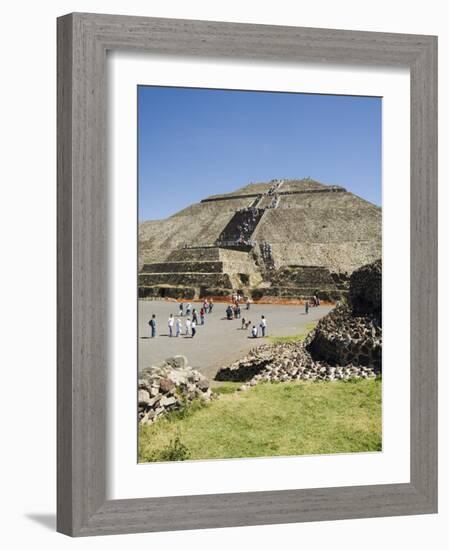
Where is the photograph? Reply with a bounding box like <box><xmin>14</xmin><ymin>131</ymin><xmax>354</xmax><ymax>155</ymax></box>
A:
<box><xmin>137</xmin><ymin>85</ymin><xmax>382</xmax><ymax>463</ymax></box>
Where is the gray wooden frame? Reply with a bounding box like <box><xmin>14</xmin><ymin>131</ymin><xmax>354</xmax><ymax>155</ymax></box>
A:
<box><xmin>57</xmin><ymin>12</ymin><xmax>438</xmax><ymax>537</ymax></box>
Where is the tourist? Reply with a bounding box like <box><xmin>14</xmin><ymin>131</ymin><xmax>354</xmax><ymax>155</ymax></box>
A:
<box><xmin>200</xmin><ymin>307</ymin><xmax>205</xmax><ymax>325</ymax></box>
<box><xmin>192</xmin><ymin>309</ymin><xmax>198</xmax><ymax>324</ymax></box>
<box><xmin>203</xmin><ymin>299</ymin><xmax>209</xmax><ymax>312</ymax></box>
<box><xmin>251</xmin><ymin>324</ymin><xmax>258</xmax><ymax>338</ymax></box>
<box><xmin>186</xmin><ymin>303</ymin><xmax>192</xmax><ymax>316</ymax></box>
<box><xmin>209</xmin><ymin>299</ymin><xmax>214</xmax><ymax>313</ymax></box>
<box><xmin>191</xmin><ymin>319</ymin><xmax>197</xmax><ymax>338</ymax></box>
<box><xmin>226</xmin><ymin>305</ymin><xmax>233</xmax><ymax>320</ymax></box>
<box><xmin>148</xmin><ymin>314</ymin><xmax>156</xmax><ymax>338</ymax></box>
<box><xmin>185</xmin><ymin>317</ymin><xmax>191</xmax><ymax>336</ymax></box>
<box><xmin>179</xmin><ymin>302</ymin><xmax>184</xmax><ymax>316</ymax></box>
<box><xmin>168</xmin><ymin>313</ymin><xmax>174</xmax><ymax>337</ymax></box>
<box><xmin>176</xmin><ymin>317</ymin><xmax>182</xmax><ymax>337</ymax></box>
<box><xmin>246</xmin><ymin>297</ymin><xmax>251</xmax><ymax>310</ymax></box>
<box><xmin>305</xmin><ymin>300</ymin><xmax>309</xmax><ymax>315</ymax></box>
<box><xmin>241</xmin><ymin>317</ymin><xmax>246</xmax><ymax>329</ymax></box>
<box><xmin>236</xmin><ymin>304</ymin><xmax>241</xmax><ymax>319</ymax></box>
<box><xmin>260</xmin><ymin>315</ymin><xmax>267</xmax><ymax>337</ymax></box>
<box><xmin>316</xmin><ymin>296</ymin><xmax>320</xmax><ymax>307</ymax></box>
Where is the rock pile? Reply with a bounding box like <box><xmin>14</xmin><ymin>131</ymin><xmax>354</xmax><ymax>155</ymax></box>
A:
<box><xmin>215</xmin><ymin>338</ymin><xmax>377</xmax><ymax>388</ymax></box>
<box><xmin>139</xmin><ymin>355</ymin><xmax>213</xmax><ymax>424</ymax></box>
<box><xmin>215</xmin><ymin>259</ymin><xmax>382</xmax><ymax>389</ymax></box>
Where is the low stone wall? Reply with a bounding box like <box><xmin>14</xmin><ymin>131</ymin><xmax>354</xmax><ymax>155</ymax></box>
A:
<box><xmin>139</xmin><ymin>355</ymin><xmax>213</xmax><ymax>424</ymax></box>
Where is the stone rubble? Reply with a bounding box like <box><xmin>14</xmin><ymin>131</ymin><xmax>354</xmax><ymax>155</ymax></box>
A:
<box><xmin>138</xmin><ymin>355</ymin><xmax>213</xmax><ymax>425</ymax></box>
<box><xmin>215</xmin><ymin>336</ymin><xmax>378</xmax><ymax>390</ymax></box>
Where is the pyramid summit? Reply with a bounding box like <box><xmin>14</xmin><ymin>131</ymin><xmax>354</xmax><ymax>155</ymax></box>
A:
<box><xmin>138</xmin><ymin>178</ymin><xmax>381</xmax><ymax>301</ymax></box>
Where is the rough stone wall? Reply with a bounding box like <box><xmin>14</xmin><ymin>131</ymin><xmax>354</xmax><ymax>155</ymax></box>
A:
<box><xmin>305</xmin><ymin>259</ymin><xmax>382</xmax><ymax>368</ymax></box>
<box><xmin>349</xmin><ymin>258</ymin><xmax>382</xmax><ymax>317</ymax></box>
<box><xmin>305</xmin><ymin>304</ymin><xmax>382</xmax><ymax>369</ymax></box>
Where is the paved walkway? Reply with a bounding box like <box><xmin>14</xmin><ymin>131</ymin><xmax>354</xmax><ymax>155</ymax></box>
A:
<box><xmin>139</xmin><ymin>300</ymin><xmax>332</xmax><ymax>380</ymax></box>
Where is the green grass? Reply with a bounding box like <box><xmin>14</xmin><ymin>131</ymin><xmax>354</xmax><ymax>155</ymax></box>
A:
<box><xmin>213</xmin><ymin>382</ymin><xmax>242</xmax><ymax>395</ymax></box>
<box><xmin>268</xmin><ymin>322</ymin><xmax>317</xmax><ymax>344</ymax></box>
<box><xmin>139</xmin><ymin>378</ymin><xmax>382</xmax><ymax>462</ymax></box>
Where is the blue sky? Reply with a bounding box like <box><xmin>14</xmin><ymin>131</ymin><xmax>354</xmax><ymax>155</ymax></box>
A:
<box><xmin>138</xmin><ymin>86</ymin><xmax>381</xmax><ymax>221</ymax></box>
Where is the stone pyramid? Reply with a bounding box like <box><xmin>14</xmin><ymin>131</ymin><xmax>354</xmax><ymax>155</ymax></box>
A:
<box><xmin>138</xmin><ymin>178</ymin><xmax>381</xmax><ymax>301</ymax></box>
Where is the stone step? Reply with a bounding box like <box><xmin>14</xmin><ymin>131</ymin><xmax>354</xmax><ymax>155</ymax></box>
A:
<box><xmin>139</xmin><ymin>272</ymin><xmax>233</xmax><ymax>288</ymax></box>
<box><xmin>168</xmin><ymin>247</ymin><xmax>221</xmax><ymax>262</ymax></box>
<box><xmin>138</xmin><ymin>285</ymin><xmax>197</xmax><ymax>300</ymax></box>
<box><xmin>142</xmin><ymin>261</ymin><xmax>225</xmax><ymax>274</ymax></box>
<box><xmin>270</xmin><ymin>266</ymin><xmax>345</xmax><ymax>287</ymax></box>
<box><xmin>252</xmin><ymin>286</ymin><xmax>347</xmax><ymax>301</ymax></box>
<box><xmin>215</xmin><ymin>208</ymin><xmax>265</xmax><ymax>245</ymax></box>
<box><xmin>141</xmin><ymin>260</ymin><xmax>256</xmax><ymax>275</ymax></box>
<box><xmin>167</xmin><ymin>246</ymin><xmax>256</xmax><ymax>264</ymax></box>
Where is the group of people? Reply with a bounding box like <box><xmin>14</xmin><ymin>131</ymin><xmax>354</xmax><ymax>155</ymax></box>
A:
<box><xmin>239</xmin><ymin>315</ymin><xmax>267</xmax><ymax>338</ymax></box>
<box><xmin>226</xmin><ymin>303</ymin><xmax>241</xmax><ymax>320</ymax></box>
<box><xmin>226</xmin><ymin>293</ymin><xmax>267</xmax><ymax>337</ymax></box>
<box><xmin>167</xmin><ymin>313</ymin><xmax>197</xmax><ymax>338</ymax></box>
<box><xmin>148</xmin><ymin>298</ymin><xmax>216</xmax><ymax>339</ymax></box>
<box><xmin>147</xmin><ymin>294</ymin><xmax>269</xmax><ymax>340</ymax></box>
<box><xmin>232</xmin><ymin>293</ymin><xmax>251</xmax><ymax>308</ymax></box>
<box><xmin>178</xmin><ymin>299</ymin><xmax>214</xmax><ymax>317</ymax></box>
<box><xmin>149</xmin><ymin>311</ymin><xmax>198</xmax><ymax>339</ymax></box>
<box><xmin>226</xmin><ymin>294</ymin><xmax>252</xmax><ymax>319</ymax></box>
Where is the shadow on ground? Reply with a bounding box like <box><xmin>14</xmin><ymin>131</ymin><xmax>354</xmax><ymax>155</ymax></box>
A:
<box><xmin>25</xmin><ymin>513</ymin><xmax>56</xmax><ymax>531</ymax></box>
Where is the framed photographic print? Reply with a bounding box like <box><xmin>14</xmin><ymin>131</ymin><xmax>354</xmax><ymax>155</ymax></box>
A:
<box><xmin>57</xmin><ymin>13</ymin><xmax>437</xmax><ymax>536</ymax></box>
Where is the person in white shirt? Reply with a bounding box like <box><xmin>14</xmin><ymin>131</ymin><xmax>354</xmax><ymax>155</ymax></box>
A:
<box><xmin>191</xmin><ymin>319</ymin><xmax>197</xmax><ymax>338</ymax></box>
<box><xmin>260</xmin><ymin>315</ymin><xmax>267</xmax><ymax>337</ymax></box>
<box><xmin>251</xmin><ymin>324</ymin><xmax>258</xmax><ymax>338</ymax></box>
<box><xmin>176</xmin><ymin>317</ymin><xmax>182</xmax><ymax>337</ymax></box>
<box><xmin>185</xmin><ymin>318</ymin><xmax>191</xmax><ymax>336</ymax></box>
<box><xmin>168</xmin><ymin>314</ymin><xmax>174</xmax><ymax>337</ymax></box>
